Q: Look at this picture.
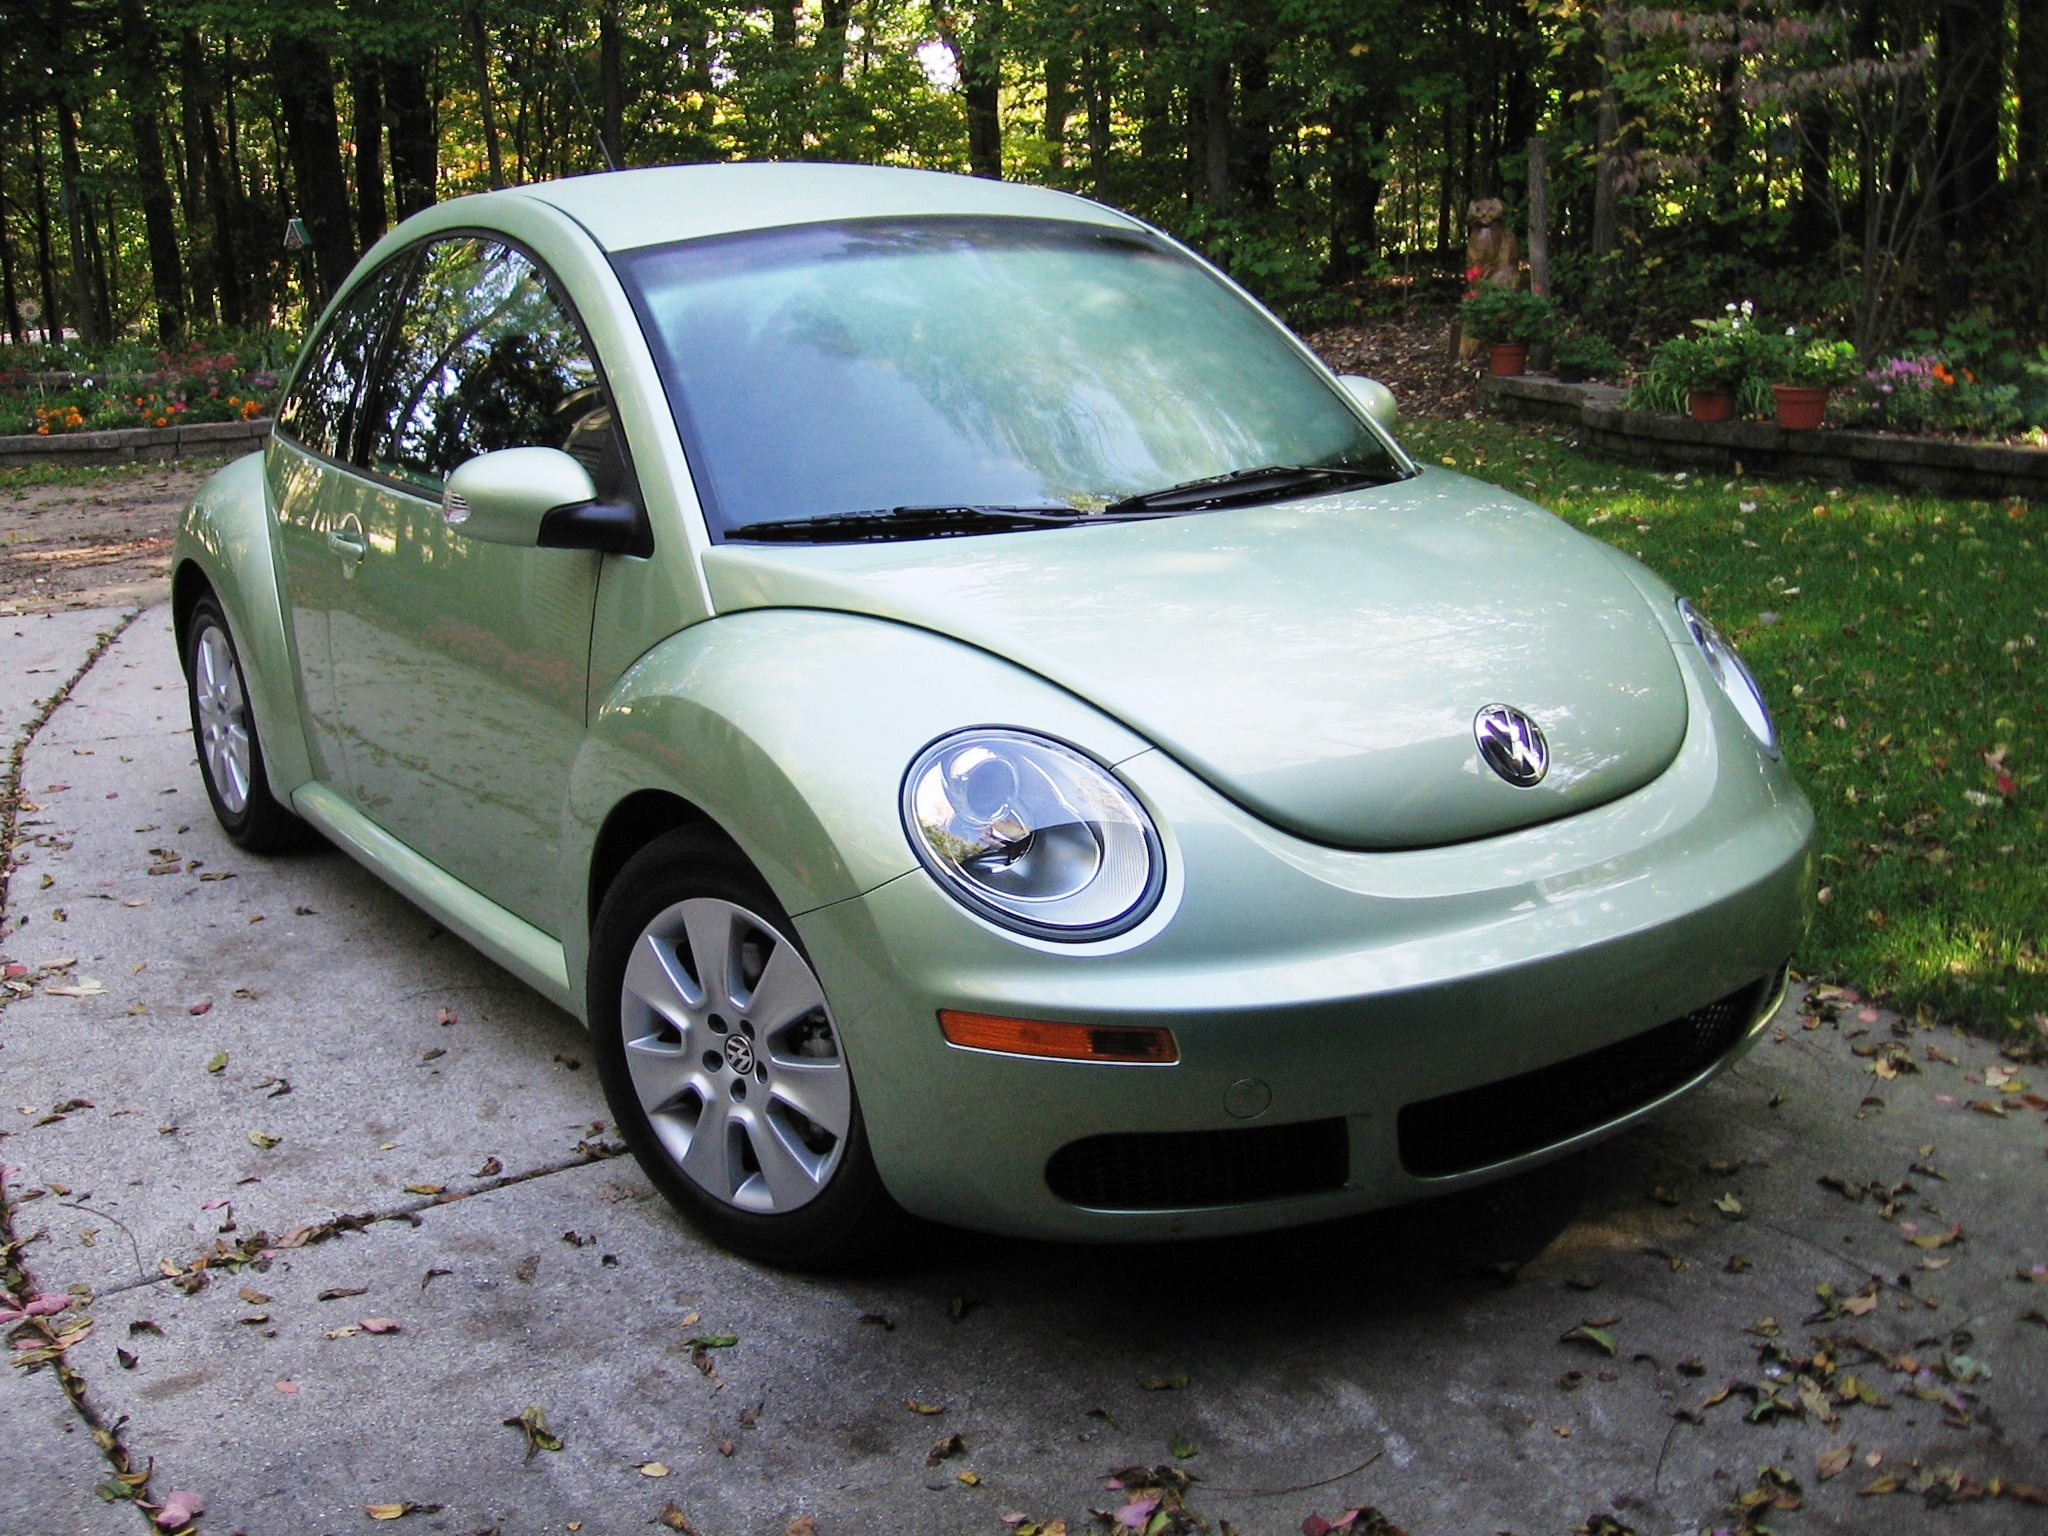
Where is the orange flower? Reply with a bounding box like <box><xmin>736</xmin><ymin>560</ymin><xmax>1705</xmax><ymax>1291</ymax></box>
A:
<box><xmin>1931</xmin><ymin>363</ymin><xmax>1954</xmax><ymax>386</ymax></box>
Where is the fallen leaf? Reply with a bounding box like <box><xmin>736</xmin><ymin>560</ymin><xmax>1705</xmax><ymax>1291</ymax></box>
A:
<box><xmin>1713</xmin><ymin>1193</ymin><xmax>1746</xmax><ymax>1219</ymax></box>
<box><xmin>318</xmin><ymin>1287</ymin><xmax>369</xmax><ymax>1302</ymax></box>
<box><xmin>684</xmin><ymin>1334</ymin><xmax>738</xmax><ymax>1349</ymax></box>
<box><xmin>149</xmin><ymin>1490</ymin><xmax>204</xmax><ymax>1528</ymax></box>
<box><xmin>247</xmin><ymin>1130</ymin><xmax>280</xmax><ymax>1150</ymax></box>
<box><xmin>205</xmin><ymin>1052</ymin><xmax>228</xmax><ymax>1074</ymax></box>
<box><xmin>787</xmin><ymin>1519</ymin><xmax>818</xmax><ymax>1536</ymax></box>
<box><xmin>503</xmin><ymin>1404</ymin><xmax>563</xmax><ymax>1460</ymax></box>
<box><xmin>435</xmin><ymin>1007</ymin><xmax>457</xmax><ymax>1025</ymax></box>
<box><xmin>188</xmin><ymin>1000</ymin><xmax>213</xmax><ymax>1017</ymax></box>
<box><xmin>360</xmin><ymin>1317</ymin><xmax>400</xmax><ymax>1334</ymax></box>
<box><xmin>363</xmin><ymin>1503</ymin><xmax>440</xmax><ymax>1521</ymax></box>
<box><xmin>927</xmin><ymin>1433</ymin><xmax>965</xmax><ymax>1466</ymax></box>
<box><xmin>1561</xmin><ymin>1323</ymin><xmax>1617</xmax><ymax>1356</ymax></box>
<box><xmin>656</xmin><ymin>1505</ymin><xmax>697</xmax><ymax>1533</ymax></box>
<box><xmin>474</xmin><ymin>1157</ymin><xmax>503</xmax><ymax>1178</ymax></box>
<box><xmin>905</xmin><ymin>1398</ymin><xmax>946</xmax><ymax>1415</ymax></box>
<box><xmin>958</xmin><ymin>1470</ymin><xmax>982</xmax><ymax>1486</ymax></box>
<box><xmin>638</xmin><ymin>1461</ymin><xmax>671</xmax><ymax>1478</ymax></box>
<box><xmin>1137</xmin><ymin>1374</ymin><xmax>1189</xmax><ymax>1391</ymax></box>
<box><xmin>1908</xmin><ymin>1224</ymin><xmax>1964</xmax><ymax>1250</ymax></box>
<box><xmin>237</xmin><ymin>1286</ymin><xmax>271</xmax><ymax>1305</ymax></box>
<box><xmin>403</xmin><ymin>1183</ymin><xmax>444</xmax><ymax>1196</ymax></box>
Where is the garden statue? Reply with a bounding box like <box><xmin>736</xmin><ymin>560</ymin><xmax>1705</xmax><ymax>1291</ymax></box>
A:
<box><xmin>1459</xmin><ymin>197</ymin><xmax>1520</xmax><ymax>359</ymax></box>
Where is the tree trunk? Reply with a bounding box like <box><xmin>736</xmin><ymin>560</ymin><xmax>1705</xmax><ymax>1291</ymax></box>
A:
<box><xmin>818</xmin><ymin>0</ymin><xmax>851</xmax><ymax>89</ymax></box>
<box><xmin>599</xmin><ymin>0</ymin><xmax>625</xmax><ymax>163</ymax></box>
<box><xmin>951</xmin><ymin>5</ymin><xmax>1003</xmax><ymax>180</ymax></box>
<box><xmin>188</xmin><ymin>32</ymin><xmax>246</xmax><ymax>328</ymax></box>
<box><xmin>1234</xmin><ymin>34</ymin><xmax>1272</xmax><ymax>213</ymax></box>
<box><xmin>271</xmin><ymin>31</ymin><xmax>357</xmax><ymax>300</ymax></box>
<box><xmin>31</xmin><ymin>117</ymin><xmax>62</xmax><ymax>344</ymax></box>
<box><xmin>465</xmin><ymin>4</ymin><xmax>505</xmax><ymax>189</ymax></box>
<box><xmin>1526</xmin><ymin>134</ymin><xmax>1549</xmax><ymax>296</ymax></box>
<box><xmin>1591</xmin><ymin>6</ymin><xmax>1623</xmax><ymax>259</ymax></box>
<box><xmin>115</xmin><ymin>0</ymin><xmax>188</xmax><ymax>343</ymax></box>
<box><xmin>1326</xmin><ymin>85</ymin><xmax>1389</xmax><ymax>284</ymax></box>
<box><xmin>1934</xmin><ymin>0</ymin><xmax>2004</xmax><ymax>248</ymax></box>
<box><xmin>1084</xmin><ymin>44</ymin><xmax>1112</xmax><ymax>190</ymax></box>
<box><xmin>2021</xmin><ymin>0</ymin><xmax>2048</xmax><ymax>192</ymax></box>
<box><xmin>177</xmin><ymin>29</ymin><xmax>218</xmax><ymax>326</ymax></box>
<box><xmin>386</xmin><ymin>56</ymin><xmax>437</xmax><ymax>216</ymax></box>
<box><xmin>351</xmin><ymin>53</ymin><xmax>388</xmax><ymax>249</ymax></box>
<box><xmin>1200</xmin><ymin>57</ymin><xmax>1231</xmax><ymax>210</ymax></box>
<box><xmin>0</xmin><ymin>178</ymin><xmax>23</xmax><ymax>345</ymax></box>
<box><xmin>54</xmin><ymin>100</ymin><xmax>104</xmax><ymax>349</ymax></box>
<box><xmin>1042</xmin><ymin>51</ymin><xmax>1071</xmax><ymax>171</ymax></box>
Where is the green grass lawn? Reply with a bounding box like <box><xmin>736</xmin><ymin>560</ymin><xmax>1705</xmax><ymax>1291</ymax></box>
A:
<box><xmin>1404</xmin><ymin>414</ymin><xmax>2045</xmax><ymax>1039</ymax></box>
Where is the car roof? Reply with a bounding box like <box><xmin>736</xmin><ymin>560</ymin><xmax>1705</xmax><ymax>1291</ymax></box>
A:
<box><xmin>493</xmin><ymin>162</ymin><xmax>1142</xmax><ymax>253</ymax></box>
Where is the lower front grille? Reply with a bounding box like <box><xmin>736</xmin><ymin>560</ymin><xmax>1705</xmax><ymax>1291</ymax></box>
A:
<box><xmin>1396</xmin><ymin>978</ymin><xmax>1771</xmax><ymax>1179</ymax></box>
<box><xmin>1046</xmin><ymin>1118</ymin><xmax>1350</xmax><ymax>1210</ymax></box>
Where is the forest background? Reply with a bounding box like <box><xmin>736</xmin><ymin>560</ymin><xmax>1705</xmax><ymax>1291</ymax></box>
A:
<box><xmin>0</xmin><ymin>0</ymin><xmax>2040</xmax><ymax>362</ymax></box>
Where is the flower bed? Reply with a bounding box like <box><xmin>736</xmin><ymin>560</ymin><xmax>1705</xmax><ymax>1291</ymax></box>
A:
<box><xmin>0</xmin><ymin>339</ymin><xmax>283</xmax><ymax>439</ymax></box>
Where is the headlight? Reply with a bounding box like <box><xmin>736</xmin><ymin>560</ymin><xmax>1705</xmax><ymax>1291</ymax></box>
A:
<box><xmin>902</xmin><ymin>729</ymin><xmax>1163</xmax><ymax>939</ymax></box>
<box><xmin>1678</xmin><ymin>598</ymin><xmax>1779</xmax><ymax>756</ymax></box>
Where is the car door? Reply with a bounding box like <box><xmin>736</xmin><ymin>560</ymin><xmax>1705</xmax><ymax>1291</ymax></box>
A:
<box><xmin>326</xmin><ymin>235</ymin><xmax>627</xmax><ymax>935</ymax></box>
<box><xmin>268</xmin><ymin>256</ymin><xmax>414</xmax><ymax>785</ymax></box>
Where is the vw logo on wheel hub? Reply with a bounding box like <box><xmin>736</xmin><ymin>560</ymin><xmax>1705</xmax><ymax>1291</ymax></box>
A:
<box><xmin>1474</xmin><ymin>703</ymin><xmax>1550</xmax><ymax>787</ymax></box>
<box><xmin>723</xmin><ymin>1033</ymin><xmax>756</xmax><ymax>1075</ymax></box>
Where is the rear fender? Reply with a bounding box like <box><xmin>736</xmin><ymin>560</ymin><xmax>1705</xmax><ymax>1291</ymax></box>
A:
<box><xmin>170</xmin><ymin>447</ymin><xmax>314</xmax><ymax>796</ymax></box>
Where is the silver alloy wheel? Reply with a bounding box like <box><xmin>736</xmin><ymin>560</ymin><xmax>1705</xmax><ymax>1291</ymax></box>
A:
<box><xmin>619</xmin><ymin>897</ymin><xmax>850</xmax><ymax>1215</ymax></box>
<box><xmin>193</xmin><ymin>621</ymin><xmax>253</xmax><ymax>814</ymax></box>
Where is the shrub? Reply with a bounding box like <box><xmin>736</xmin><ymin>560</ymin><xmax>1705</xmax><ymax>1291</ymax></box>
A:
<box><xmin>1458</xmin><ymin>284</ymin><xmax>1560</xmax><ymax>345</ymax></box>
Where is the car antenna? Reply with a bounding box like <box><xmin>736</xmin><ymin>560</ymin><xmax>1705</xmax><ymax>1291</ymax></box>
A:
<box><xmin>561</xmin><ymin>43</ymin><xmax>624</xmax><ymax>171</ymax></box>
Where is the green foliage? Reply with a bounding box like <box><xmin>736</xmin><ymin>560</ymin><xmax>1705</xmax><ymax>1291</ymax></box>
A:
<box><xmin>1458</xmin><ymin>286</ymin><xmax>1560</xmax><ymax>345</ymax></box>
<box><xmin>1765</xmin><ymin>333</ymin><xmax>1861</xmax><ymax>389</ymax></box>
<box><xmin>1408</xmin><ymin>415</ymin><xmax>2048</xmax><ymax>1037</ymax></box>
<box><xmin>1552</xmin><ymin>332</ymin><xmax>1626</xmax><ymax>381</ymax></box>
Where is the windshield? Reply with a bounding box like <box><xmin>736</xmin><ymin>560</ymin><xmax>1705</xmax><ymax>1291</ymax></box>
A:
<box><xmin>613</xmin><ymin>218</ymin><xmax>1400</xmax><ymax>539</ymax></box>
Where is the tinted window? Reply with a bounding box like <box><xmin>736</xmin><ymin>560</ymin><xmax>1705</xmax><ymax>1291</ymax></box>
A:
<box><xmin>274</xmin><ymin>257</ymin><xmax>411</xmax><ymax>459</ymax></box>
<box><xmin>614</xmin><ymin>218</ymin><xmax>1395</xmax><ymax>536</ymax></box>
<box><xmin>360</xmin><ymin>238</ymin><xmax>608</xmax><ymax>494</ymax></box>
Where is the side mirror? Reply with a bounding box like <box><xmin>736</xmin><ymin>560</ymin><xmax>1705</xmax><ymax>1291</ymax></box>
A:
<box><xmin>1338</xmin><ymin>375</ymin><xmax>1400</xmax><ymax>436</ymax></box>
<box><xmin>443</xmin><ymin>447</ymin><xmax>648</xmax><ymax>556</ymax></box>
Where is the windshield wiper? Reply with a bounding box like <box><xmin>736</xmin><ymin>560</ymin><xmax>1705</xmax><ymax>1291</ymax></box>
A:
<box><xmin>724</xmin><ymin>504</ymin><xmax>1141</xmax><ymax>544</ymax></box>
<box><xmin>1106</xmin><ymin>462</ymin><xmax>1398</xmax><ymax>514</ymax></box>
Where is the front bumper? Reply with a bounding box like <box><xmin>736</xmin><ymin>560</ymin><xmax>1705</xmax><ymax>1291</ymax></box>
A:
<box><xmin>796</xmin><ymin>662</ymin><xmax>1813</xmax><ymax>1241</ymax></box>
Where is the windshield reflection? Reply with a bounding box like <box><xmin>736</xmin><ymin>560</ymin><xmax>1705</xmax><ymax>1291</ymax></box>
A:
<box><xmin>615</xmin><ymin>218</ymin><xmax>1394</xmax><ymax>537</ymax></box>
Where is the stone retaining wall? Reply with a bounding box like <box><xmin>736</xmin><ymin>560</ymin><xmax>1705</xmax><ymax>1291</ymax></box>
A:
<box><xmin>0</xmin><ymin>417</ymin><xmax>271</xmax><ymax>469</ymax></box>
<box><xmin>1486</xmin><ymin>375</ymin><xmax>2045</xmax><ymax>502</ymax></box>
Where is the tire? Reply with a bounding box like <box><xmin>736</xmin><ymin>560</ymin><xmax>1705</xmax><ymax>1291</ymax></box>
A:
<box><xmin>182</xmin><ymin>594</ymin><xmax>309</xmax><ymax>853</ymax></box>
<box><xmin>589</xmin><ymin>827</ymin><xmax>911</xmax><ymax>1269</ymax></box>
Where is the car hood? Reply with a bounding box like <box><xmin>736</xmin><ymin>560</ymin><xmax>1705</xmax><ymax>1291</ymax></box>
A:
<box><xmin>699</xmin><ymin>468</ymin><xmax>1688</xmax><ymax>849</ymax></box>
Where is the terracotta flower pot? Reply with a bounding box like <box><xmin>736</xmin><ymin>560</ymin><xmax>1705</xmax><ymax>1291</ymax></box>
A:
<box><xmin>1772</xmin><ymin>384</ymin><xmax>1830</xmax><ymax>431</ymax></box>
<box><xmin>1687</xmin><ymin>389</ymin><xmax>1736</xmax><ymax>423</ymax></box>
<box><xmin>1488</xmin><ymin>343</ymin><xmax>1528</xmax><ymax>377</ymax></box>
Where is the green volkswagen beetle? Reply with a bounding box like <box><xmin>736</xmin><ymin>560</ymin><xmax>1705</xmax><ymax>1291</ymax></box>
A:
<box><xmin>173</xmin><ymin>163</ymin><xmax>1812</xmax><ymax>1267</ymax></box>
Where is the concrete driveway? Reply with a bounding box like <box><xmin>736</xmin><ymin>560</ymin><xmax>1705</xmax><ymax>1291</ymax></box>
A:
<box><xmin>3</xmin><ymin>604</ymin><xmax>2044</xmax><ymax>1536</ymax></box>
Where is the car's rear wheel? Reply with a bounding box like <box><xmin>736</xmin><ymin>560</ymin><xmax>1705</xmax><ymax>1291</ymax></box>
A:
<box><xmin>182</xmin><ymin>594</ymin><xmax>307</xmax><ymax>852</ymax></box>
<box><xmin>589</xmin><ymin>827</ymin><xmax>909</xmax><ymax>1268</ymax></box>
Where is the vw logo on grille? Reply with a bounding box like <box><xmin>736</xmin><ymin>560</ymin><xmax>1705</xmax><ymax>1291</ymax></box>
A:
<box><xmin>723</xmin><ymin>1033</ymin><xmax>756</xmax><ymax>1075</ymax></box>
<box><xmin>1474</xmin><ymin>703</ymin><xmax>1549</xmax><ymax>787</ymax></box>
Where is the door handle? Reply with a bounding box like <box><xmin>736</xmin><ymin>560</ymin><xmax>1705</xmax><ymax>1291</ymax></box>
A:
<box><xmin>326</xmin><ymin>518</ymin><xmax>366</xmax><ymax>569</ymax></box>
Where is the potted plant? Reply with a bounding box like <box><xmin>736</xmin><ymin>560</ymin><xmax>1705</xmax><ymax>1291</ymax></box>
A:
<box><xmin>1459</xmin><ymin>287</ymin><xmax>1559</xmax><ymax>376</ymax></box>
<box><xmin>1766</xmin><ymin>332</ymin><xmax>1859</xmax><ymax>430</ymax></box>
<box><xmin>1553</xmin><ymin>331</ymin><xmax>1626</xmax><ymax>384</ymax></box>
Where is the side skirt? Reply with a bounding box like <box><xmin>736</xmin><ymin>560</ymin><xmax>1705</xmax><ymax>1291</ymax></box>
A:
<box><xmin>293</xmin><ymin>782</ymin><xmax>580</xmax><ymax>1019</ymax></box>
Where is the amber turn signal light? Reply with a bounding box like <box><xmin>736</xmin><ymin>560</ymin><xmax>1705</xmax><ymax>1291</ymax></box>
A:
<box><xmin>937</xmin><ymin>1010</ymin><xmax>1178</xmax><ymax>1064</ymax></box>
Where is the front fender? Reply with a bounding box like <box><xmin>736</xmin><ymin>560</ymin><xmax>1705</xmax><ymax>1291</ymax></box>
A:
<box><xmin>170</xmin><ymin>447</ymin><xmax>314</xmax><ymax>796</ymax></box>
<box><xmin>560</xmin><ymin>608</ymin><xmax>1152</xmax><ymax>989</ymax></box>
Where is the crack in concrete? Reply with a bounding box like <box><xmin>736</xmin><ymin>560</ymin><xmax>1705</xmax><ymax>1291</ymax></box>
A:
<box><xmin>0</xmin><ymin>605</ymin><xmax>156</xmax><ymax>1532</ymax></box>
<box><xmin>89</xmin><ymin>1142</ymin><xmax>629</xmax><ymax>1301</ymax></box>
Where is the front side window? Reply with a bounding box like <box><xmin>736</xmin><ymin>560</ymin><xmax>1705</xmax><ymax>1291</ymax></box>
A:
<box><xmin>360</xmin><ymin>238</ymin><xmax>609</xmax><ymax>494</ymax></box>
<box><xmin>614</xmin><ymin>218</ymin><xmax>1397</xmax><ymax>538</ymax></box>
<box><xmin>274</xmin><ymin>257</ymin><xmax>411</xmax><ymax>461</ymax></box>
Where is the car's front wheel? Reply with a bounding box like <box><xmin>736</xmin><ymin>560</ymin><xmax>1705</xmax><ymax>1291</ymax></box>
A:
<box><xmin>182</xmin><ymin>594</ymin><xmax>307</xmax><ymax>852</ymax></box>
<box><xmin>589</xmin><ymin>828</ymin><xmax>909</xmax><ymax>1268</ymax></box>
